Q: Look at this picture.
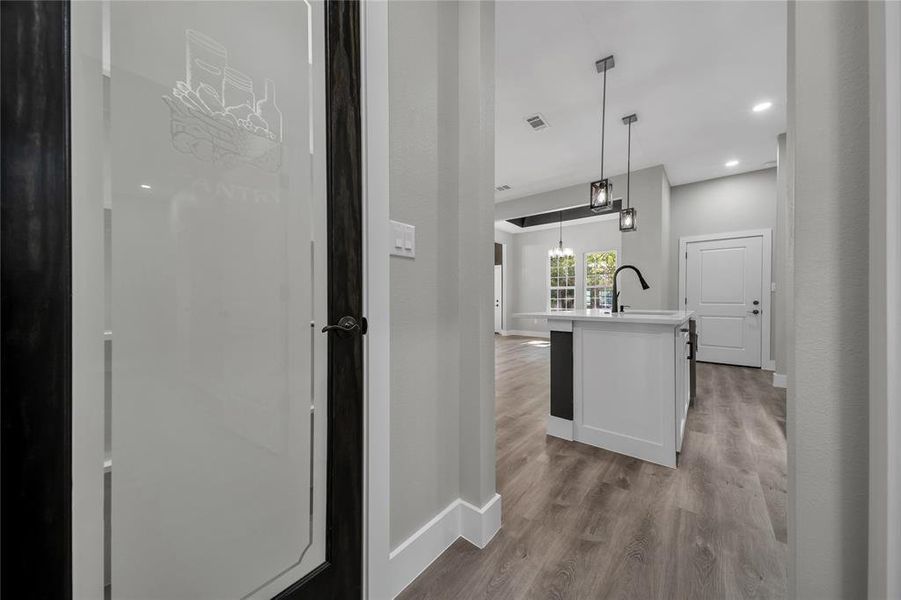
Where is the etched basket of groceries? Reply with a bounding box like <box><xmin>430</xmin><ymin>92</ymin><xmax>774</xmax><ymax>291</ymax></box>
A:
<box><xmin>163</xmin><ymin>29</ymin><xmax>283</xmax><ymax>173</ymax></box>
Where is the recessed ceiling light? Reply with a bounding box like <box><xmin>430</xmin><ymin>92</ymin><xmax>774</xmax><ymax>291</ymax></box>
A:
<box><xmin>725</xmin><ymin>159</ymin><xmax>739</xmax><ymax>168</ymax></box>
<box><xmin>752</xmin><ymin>101</ymin><xmax>773</xmax><ymax>113</ymax></box>
<box><xmin>140</xmin><ymin>184</ymin><xmax>152</xmax><ymax>190</ymax></box>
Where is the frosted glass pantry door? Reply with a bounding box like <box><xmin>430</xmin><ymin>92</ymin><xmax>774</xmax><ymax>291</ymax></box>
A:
<box><xmin>108</xmin><ymin>2</ymin><xmax>327</xmax><ymax>598</ymax></box>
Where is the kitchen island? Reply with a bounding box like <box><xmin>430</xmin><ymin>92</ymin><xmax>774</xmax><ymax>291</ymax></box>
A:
<box><xmin>516</xmin><ymin>309</ymin><xmax>694</xmax><ymax>468</ymax></box>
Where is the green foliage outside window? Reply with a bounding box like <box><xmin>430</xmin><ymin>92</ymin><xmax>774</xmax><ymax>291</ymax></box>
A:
<box><xmin>585</xmin><ymin>250</ymin><xmax>616</xmax><ymax>309</ymax></box>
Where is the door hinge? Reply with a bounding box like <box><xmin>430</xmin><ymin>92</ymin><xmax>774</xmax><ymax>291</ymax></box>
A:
<box><xmin>684</xmin><ymin>297</ymin><xmax>687</xmax><ymax>305</ymax></box>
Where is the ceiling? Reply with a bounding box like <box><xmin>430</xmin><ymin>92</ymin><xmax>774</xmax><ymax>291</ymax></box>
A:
<box><xmin>495</xmin><ymin>1</ymin><xmax>786</xmax><ymax>201</ymax></box>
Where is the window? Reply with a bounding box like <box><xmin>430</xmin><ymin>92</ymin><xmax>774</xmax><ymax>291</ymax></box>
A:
<box><xmin>585</xmin><ymin>250</ymin><xmax>617</xmax><ymax>310</ymax></box>
<box><xmin>548</xmin><ymin>254</ymin><xmax>576</xmax><ymax>310</ymax></box>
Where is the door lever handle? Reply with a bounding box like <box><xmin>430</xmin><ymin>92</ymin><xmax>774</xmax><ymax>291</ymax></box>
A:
<box><xmin>321</xmin><ymin>316</ymin><xmax>362</xmax><ymax>335</ymax></box>
<box><xmin>748</xmin><ymin>309</ymin><xmax>760</xmax><ymax>315</ymax></box>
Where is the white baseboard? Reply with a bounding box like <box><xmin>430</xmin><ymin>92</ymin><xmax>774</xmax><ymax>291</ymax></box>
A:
<box><xmin>502</xmin><ymin>329</ymin><xmax>549</xmax><ymax>339</ymax></box>
<box><xmin>460</xmin><ymin>493</ymin><xmax>502</xmax><ymax>548</ymax></box>
<box><xmin>546</xmin><ymin>414</ymin><xmax>574</xmax><ymax>441</ymax></box>
<box><xmin>763</xmin><ymin>359</ymin><xmax>776</xmax><ymax>371</ymax></box>
<box><xmin>772</xmin><ymin>372</ymin><xmax>787</xmax><ymax>388</ymax></box>
<box><xmin>388</xmin><ymin>494</ymin><xmax>502</xmax><ymax>598</ymax></box>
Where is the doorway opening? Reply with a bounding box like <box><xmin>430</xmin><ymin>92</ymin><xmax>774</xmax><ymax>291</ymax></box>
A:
<box><xmin>405</xmin><ymin>2</ymin><xmax>789</xmax><ymax>597</ymax></box>
<box><xmin>494</xmin><ymin>242</ymin><xmax>504</xmax><ymax>333</ymax></box>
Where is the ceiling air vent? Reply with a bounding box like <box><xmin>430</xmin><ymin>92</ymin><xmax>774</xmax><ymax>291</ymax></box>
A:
<box><xmin>524</xmin><ymin>113</ymin><xmax>549</xmax><ymax>131</ymax></box>
<box><xmin>495</xmin><ymin>184</ymin><xmax>511</xmax><ymax>192</ymax></box>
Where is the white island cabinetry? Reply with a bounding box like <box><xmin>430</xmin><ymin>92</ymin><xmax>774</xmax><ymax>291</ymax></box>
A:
<box><xmin>517</xmin><ymin>309</ymin><xmax>694</xmax><ymax>468</ymax></box>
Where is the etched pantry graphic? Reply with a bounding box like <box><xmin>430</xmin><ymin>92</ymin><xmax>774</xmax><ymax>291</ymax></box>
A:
<box><xmin>163</xmin><ymin>30</ymin><xmax>284</xmax><ymax>173</ymax></box>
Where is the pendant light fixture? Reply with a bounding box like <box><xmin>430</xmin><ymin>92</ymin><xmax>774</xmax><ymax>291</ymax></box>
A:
<box><xmin>590</xmin><ymin>55</ymin><xmax>615</xmax><ymax>213</ymax></box>
<box><xmin>620</xmin><ymin>113</ymin><xmax>638</xmax><ymax>232</ymax></box>
<box><xmin>549</xmin><ymin>210</ymin><xmax>574</xmax><ymax>258</ymax></box>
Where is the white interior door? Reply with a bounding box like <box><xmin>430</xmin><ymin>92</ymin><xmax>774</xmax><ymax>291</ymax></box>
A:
<box><xmin>685</xmin><ymin>235</ymin><xmax>763</xmax><ymax>367</ymax></box>
<box><xmin>494</xmin><ymin>265</ymin><xmax>503</xmax><ymax>332</ymax></box>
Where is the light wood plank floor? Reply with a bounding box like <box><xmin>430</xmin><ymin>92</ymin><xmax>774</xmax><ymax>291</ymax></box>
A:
<box><xmin>398</xmin><ymin>335</ymin><xmax>787</xmax><ymax>600</ymax></box>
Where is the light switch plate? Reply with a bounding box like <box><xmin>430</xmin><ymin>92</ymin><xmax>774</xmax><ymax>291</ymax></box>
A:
<box><xmin>390</xmin><ymin>220</ymin><xmax>415</xmax><ymax>258</ymax></box>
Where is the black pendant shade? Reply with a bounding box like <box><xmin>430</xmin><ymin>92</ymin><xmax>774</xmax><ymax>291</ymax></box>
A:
<box><xmin>590</xmin><ymin>55</ymin><xmax>615</xmax><ymax>213</ymax></box>
<box><xmin>619</xmin><ymin>207</ymin><xmax>636</xmax><ymax>231</ymax></box>
<box><xmin>590</xmin><ymin>178</ymin><xmax>612</xmax><ymax>212</ymax></box>
<box><xmin>620</xmin><ymin>113</ymin><xmax>638</xmax><ymax>232</ymax></box>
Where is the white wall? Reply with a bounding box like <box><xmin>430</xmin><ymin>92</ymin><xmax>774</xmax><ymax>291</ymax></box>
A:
<box><xmin>495</xmin><ymin>165</ymin><xmax>661</xmax><ymax>224</ymax></box>
<box><xmin>775</xmin><ymin>136</ymin><xmax>789</xmax><ymax>374</ymax></box>
<box><xmin>670</xmin><ymin>168</ymin><xmax>777</xmax><ymax>304</ymax></box>
<box><xmin>788</xmin><ymin>1</ymin><xmax>870</xmax><ymax>597</ymax></box>
<box><xmin>456</xmin><ymin>0</ymin><xmax>497</xmax><ymax>513</ymax></box>
<box><xmin>501</xmin><ymin>217</ymin><xmax>621</xmax><ymax>335</ymax></box>
<box><xmin>670</xmin><ymin>168</ymin><xmax>779</xmax><ymax>360</ymax></box>
<box><xmin>496</xmin><ymin>165</ymin><xmax>670</xmax><ymax>323</ymax></box>
<box><xmin>388</xmin><ymin>0</ymin><xmax>496</xmax><ymax>549</ymax></box>
<box><xmin>495</xmin><ymin>181</ymin><xmax>590</xmax><ymax>221</ymax></box>
<box><xmin>620</xmin><ymin>165</ymin><xmax>671</xmax><ymax>309</ymax></box>
<box><xmin>868</xmin><ymin>2</ymin><xmax>901</xmax><ymax>597</ymax></box>
<box><xmin>660</xmin><ymin>171</ymin><xmax>672</xmax><ymax>308</ymax></box>
<box><xmin>498</xmin><ymin>166</ymin><xmax>782</xmax><ymax>351</ymax></box>
<box><xmin>388</xmin><ymin>0</ymin><xmax>460</xmax><ymax>548</ymax></box>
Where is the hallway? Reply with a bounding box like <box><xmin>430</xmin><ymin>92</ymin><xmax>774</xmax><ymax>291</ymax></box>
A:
<box><xmin>399</xmin><ymin>335</ymin><xmax>787</xmax><ymax>599</ymax></box>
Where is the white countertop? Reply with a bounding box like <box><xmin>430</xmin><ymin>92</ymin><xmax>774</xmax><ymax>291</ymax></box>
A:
<box><xmin>515</xmin><ymin>309</ymin><xmax>694</xmax><ymax>326</ymax></box>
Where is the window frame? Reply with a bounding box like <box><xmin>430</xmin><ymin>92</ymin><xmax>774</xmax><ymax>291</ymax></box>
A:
<box><xmin>547</xmin><ymin>253</ymin><xmax>577</xmax><ymax>311</ymax></box>
<box><xmin>583</xmin><ymin>249</ymin><xmax>617</xmax><ymax>310</ymax></box>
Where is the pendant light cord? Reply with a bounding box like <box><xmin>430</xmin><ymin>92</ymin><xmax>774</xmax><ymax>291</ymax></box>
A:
<box><xmin>600</xmin><ymin>64</ymin><xmax>607</xmax><ymax>181</ymax></box>
<box><xmin>626</xmin><ymin>118</ymin><xmax>632</xmax><ymax>209</ymax></box>
<box><xmin>559</xmin><ymin>210</ymin><xmax>563</xmax><ymax>247</ymax></box>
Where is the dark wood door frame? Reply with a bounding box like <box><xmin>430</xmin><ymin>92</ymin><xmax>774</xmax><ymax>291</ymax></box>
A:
<box><xmin>1</xmin><ymin>2</ymin><xmax>73</xmax><ymax>599</ymax></box>
<box><xmin>278</xmin><ymin>0</ymin><xmax>364</xmax><ymax>597</ymax></box>
<box><xmin>0</xmin><ymin>1</ymin><xmax>364</xmax><ymax>598</ymax></box>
